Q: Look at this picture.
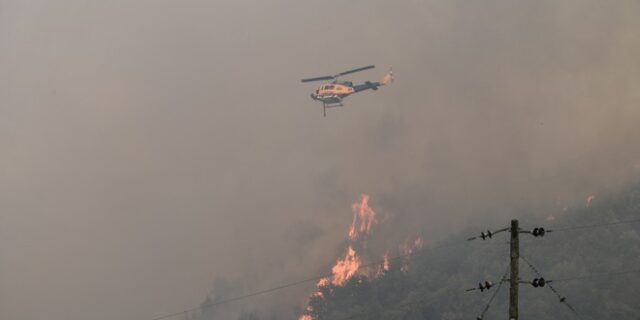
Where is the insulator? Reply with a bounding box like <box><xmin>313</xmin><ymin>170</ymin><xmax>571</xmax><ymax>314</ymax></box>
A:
<box><xmin>532</xmin><ymin>227</ymin><xmax>546</xmax><ymax>237</ymax></box>
<box><xmin>532</xmin><ymin>278</ymin><xmax>546</xmax><ymax>287</ymax></box>
<box><xmin>487</xmin><ymin>230</ymin><xmax>493</xmax><ymax>238</ymax></box>
<box><xmin>484</xmin><ymin>281</ymin><xmax>493</xmax><ymax>289</ymax></box>
<box><xmin>480</xmin><ymin>232</ymin><xmax>487</xmax><ymax>240</ymax></box>
<box><xmin>560</xmin><ymin>297</ymin><xmax>566</xmax><ymax>303</ymax></box>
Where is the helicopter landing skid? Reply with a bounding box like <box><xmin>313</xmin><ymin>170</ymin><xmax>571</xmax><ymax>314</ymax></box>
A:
<box><xmin>322</xmin><ymin>103</ymin><xmax>343</xmax><ymax>117</ymax></box>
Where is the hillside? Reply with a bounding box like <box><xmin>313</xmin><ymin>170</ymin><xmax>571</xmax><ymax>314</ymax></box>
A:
<box><xmin>304</xmin><ymin>184</ymin><xmax>640</xmax><ymax>320</ymax></box>
<box><xmin>196</xmin><ymin>182</ymin><xmax>640</xmax><ymax>320</ymax></box>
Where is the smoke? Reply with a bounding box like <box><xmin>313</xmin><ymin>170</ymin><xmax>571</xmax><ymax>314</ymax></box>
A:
<box><xmin>1</xmin><ymin>1</ymin><xmax>639</xmax><ymax>320</ymax></box>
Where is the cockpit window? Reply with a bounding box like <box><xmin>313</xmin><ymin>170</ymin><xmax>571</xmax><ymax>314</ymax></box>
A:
<box><xmin>325</xmin><ymin>85</ymin><xmax>334</xmax><ymax>90</ymax></box>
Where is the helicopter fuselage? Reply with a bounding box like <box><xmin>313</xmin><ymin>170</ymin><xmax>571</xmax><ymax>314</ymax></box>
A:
<box><xmin>310</xmin><ymin>83</ymin><xmax>354</xmax><ymax>104</ymax></box>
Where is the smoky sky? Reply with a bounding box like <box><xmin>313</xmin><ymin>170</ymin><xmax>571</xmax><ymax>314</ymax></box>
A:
<box><xmin>1</xmin><ymin>1</ymin><xmax>639</xmax><ymax>320</ymax></box>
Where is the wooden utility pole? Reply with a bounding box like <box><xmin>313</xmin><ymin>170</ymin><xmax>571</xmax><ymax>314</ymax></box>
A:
<box><xmin>509</xmin><ymin>219</ymin><xmax>519</xmax><ymax>320</ymax></box>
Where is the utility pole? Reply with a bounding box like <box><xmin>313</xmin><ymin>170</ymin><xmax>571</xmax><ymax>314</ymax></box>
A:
<box><xmin>509</xmin><ymin>219</ymin><xmax>519</xmax><ymax>320</ymax></box>
<box><xmin>470</xmin><ymin>219</ymin><xmax>576</xmax><ymax>319</ymax></box>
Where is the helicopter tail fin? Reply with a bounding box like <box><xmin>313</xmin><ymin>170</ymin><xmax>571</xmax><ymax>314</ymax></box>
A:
<box><xmin>379</xmin><ymin>67</ymin><xmax>394</xmax><ymax>86</ymax></box>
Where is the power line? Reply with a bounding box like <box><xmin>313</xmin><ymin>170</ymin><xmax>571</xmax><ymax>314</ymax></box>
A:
<box><xmin>467</xmin><ymin>220</ymin><xmax>522</xmax><ymax>319</ymax></box>
<box><xmin>334</xmin><ymin>293</ymin><xmax>445</xmax><ymax>320</ymax></box>
<box><xmin>150</xmin><ymin>275</ymin><xmax>328</xmax><ymax>320</ymax></box>
<box><xmin>151</xmin><ymin>215</ymin><xmax>640</xmax><ymax>320</ymax></box>
<box><xmin>149</xmin><ymin>239</ymin><xmax>469</xmax><ymax>320</ymax></box>
<box><xmin>552</xmin><ymin>268</ymin><xmax>640</xmax><ymax>283</ymax></box>
<box><xmin>550</xmin><ymin>217</ymin><xmax>640</xmax><ymax>232</ymax></box>
<box><xmin>520</xmin><ymin>255</ymin><xmax>581</xmax><ymax>319</ymax></box>
<box><xmin>477</xmin><ymin>265</ymin><xmax>509</xmax><ymax>319</ymax></box>
<box><xmin>467</xmin><ymin>227</ymin><xmax>509</xmax><ymax>241</ymax></box>
<box><xmin>324</xmin><ymin>255</ymin><xmax>507</xmax><ymax>320</ymax></box>
<box><xmin>467</xmin><ymin>216</ymin><xmax>640</xmax><ymax>320</ymax></box>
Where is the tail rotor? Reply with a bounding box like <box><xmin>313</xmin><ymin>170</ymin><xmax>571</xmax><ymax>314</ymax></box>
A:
<box><xmin>380</xmin><ymin>67</ymin><xmax>394</xmax><ymax>85</ymax></box>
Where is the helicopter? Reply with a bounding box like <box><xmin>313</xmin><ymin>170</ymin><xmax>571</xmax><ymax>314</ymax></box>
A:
<box><xmin>301</xmin><ymin>65</ymin><xmax>394</xmax><ymax>116</ymax></box>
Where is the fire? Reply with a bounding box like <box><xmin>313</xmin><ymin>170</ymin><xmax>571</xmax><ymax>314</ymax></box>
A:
<box><xmin>374</xmin><ymin>252</ymin><xmax>390</xmax><ymax>278</ymax></box>
<box><xmin>299</xmin><ymin>194</ymin><xmax>413</xmax><ymax>320</ymax></box>
<box><xmin>299</xmin><ymin>196</ymin><xmax>375</xmax><ymax>320</ymax></box>
<box><xmin>330</xmin><ymin>246</ymin><xmax>361</xmax><ymax>286</ymax></box>
<box><xmin>348</xmin><ymin>194</ymin><xmax>377</xmax><ymax>240</ymax></box>
<box><xmin>586</xmin><ymin>195</ymin><xmax>595</xmax><ymax>208</ymax></box>
<box><xmin>316</xmin><ymin>278</ymin><xmax>329</xmax><ymax>287</ymax></box>
<box><xmin>383</xmin><ymin>253</ymin><xmax>389</xmax><ymax>272</ymax></box>
<box><xmin>399</xmin><ymin>236</ymin><xmax>424</xmax><ymax>256</ymax></box>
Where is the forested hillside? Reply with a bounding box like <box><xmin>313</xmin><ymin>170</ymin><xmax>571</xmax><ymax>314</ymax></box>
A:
<box><xmin>304</xmin><ymin>184</ymin><xmax>640</xmax><ymax>320</ymax></box>
<box><xmin>199</xmin><ymin>182</ymin><xmax>640</xmax><ymax>320</ymax></box>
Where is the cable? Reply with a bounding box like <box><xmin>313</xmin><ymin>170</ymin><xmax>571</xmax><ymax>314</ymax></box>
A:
<box><xmin>520</xmin><ymin>255</ymin><xmax>581</xmax><ymax>319</ymax></box>
<box><xmin>150</xmin><ymin>277</ymin><xmax>322</xmax><ymax>320</ymax></box>
<box><xmin>149</xmin><ymin>216</ymin><xmax>640</xmax><ymax>320</ymax></box>
<box><xmin>303</xmin><ymin>239</ymin><xmax>486</xmax><ymax>320</ymax></box>
<box><xmin>477</xmin><ymin>265</ymin><xmax>509</xmax><ymax>319</ymax></box>
<box><xmin>550</xmin><ymin>217</ymin><xmax>640</xmax><ymax>232</ymax></box>
<box><xmin>149</xmin><ymin>239</ymin><xmax>469</xmax><ymax>320</ymax></box>
<box><xmin>467</xmin><ymin>227</ymin><xmax>509</xmax><ymax>241</ymax></box>
<box><xmin>333</xmin><ymin>292</ymin><xmax>445</xmax><ymax>320</ymax></box>
<box><xmin>552</xmin><ymin>268</ymin><xmax>640</xmax><ymax>282</ymax></box>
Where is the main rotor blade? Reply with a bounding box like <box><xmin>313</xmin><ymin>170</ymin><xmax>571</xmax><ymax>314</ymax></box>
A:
<box><xmin>301</xmin><ymin>65</ymin><xmax>375</xmax><ymax>82</ymax></box>
<box><xmin>301</xmin><ymin>76</ymin><xmax>335</xmax><ymax>83</ymax></box>
<box><xmin>337</xmin><ymin>65</ymin><xmax>375</xmax><ymax>77</ymax></box>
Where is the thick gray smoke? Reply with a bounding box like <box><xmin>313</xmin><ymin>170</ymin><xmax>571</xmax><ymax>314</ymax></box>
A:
<box><xmin>1</xmin><ymin>1</ymin><xmax>639</xmax><ymax>320</ymax></box>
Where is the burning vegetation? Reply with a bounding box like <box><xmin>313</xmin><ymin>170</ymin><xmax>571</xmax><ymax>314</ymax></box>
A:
<box><xmin>298</xmin><ymin>194</ymin><xmax>423</xmax><ymax>320</ymax></box>
<box><xmin>348</xmin><ymin>194</ymin><xmax>377</xmax><ymax>240</ymax></box>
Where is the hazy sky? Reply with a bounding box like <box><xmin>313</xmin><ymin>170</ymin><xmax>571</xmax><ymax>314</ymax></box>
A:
<box><xmin>2</xmin><ymin>1</ymin><xmax>639</xmax><ymax>320</ymax></box>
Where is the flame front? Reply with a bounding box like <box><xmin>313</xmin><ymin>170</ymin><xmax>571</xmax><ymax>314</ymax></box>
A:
<box><xmin>348</xmin><ymin>194</ymin><xmax>377</xmax><ymax>240</ymax></box>
<box><xmin>299</xmin><ymin>195</ymin><xmax>374</xmax><ymax>320</ymax></box>
<box><xmin>298</xmin><ymin>194</ymin><xmax>408</xmax><ymax>320</ymax></box>
<box><xmin>330</xmin><ymin>246</ymin><xmax>361</xmax><ymax>286</ymax></box>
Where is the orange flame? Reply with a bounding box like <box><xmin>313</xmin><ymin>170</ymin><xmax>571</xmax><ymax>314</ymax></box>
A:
<box><xmin>383</xmin><ymin>253</ymin><xmax>389</xmax><ymax>272</ymax></box>
<box><xmin>316</xmin><ymin>278</ymin><xmax>329</xmax><ymax>287</ymax></box>
<box><xmin>297</xmin><ymin>247</ymin><xmax>362</xmax><ymax>320</ymax></box>
<box><xmin>374</xmin><ymin>252</ymin><xmax>390</xmax><ymax>278</ymax></box>
<box><xmin>330</xmin><ymin>246</ymin><xmax>361</xmax><ymax>286</ymax></box>
<box><xmin>348</xmin><ymin>194</ymin><xmax>377</xmax><ymax>240</ymax></box>
<box><xmin>298</xmin><ymin>195</ymin><xmax>428</xmax><ymax>320</ymax></box>
<box><xmin>298</xmin><ymin>195</ymin><xmax>380</xmax><ymax>320</ymax></box>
